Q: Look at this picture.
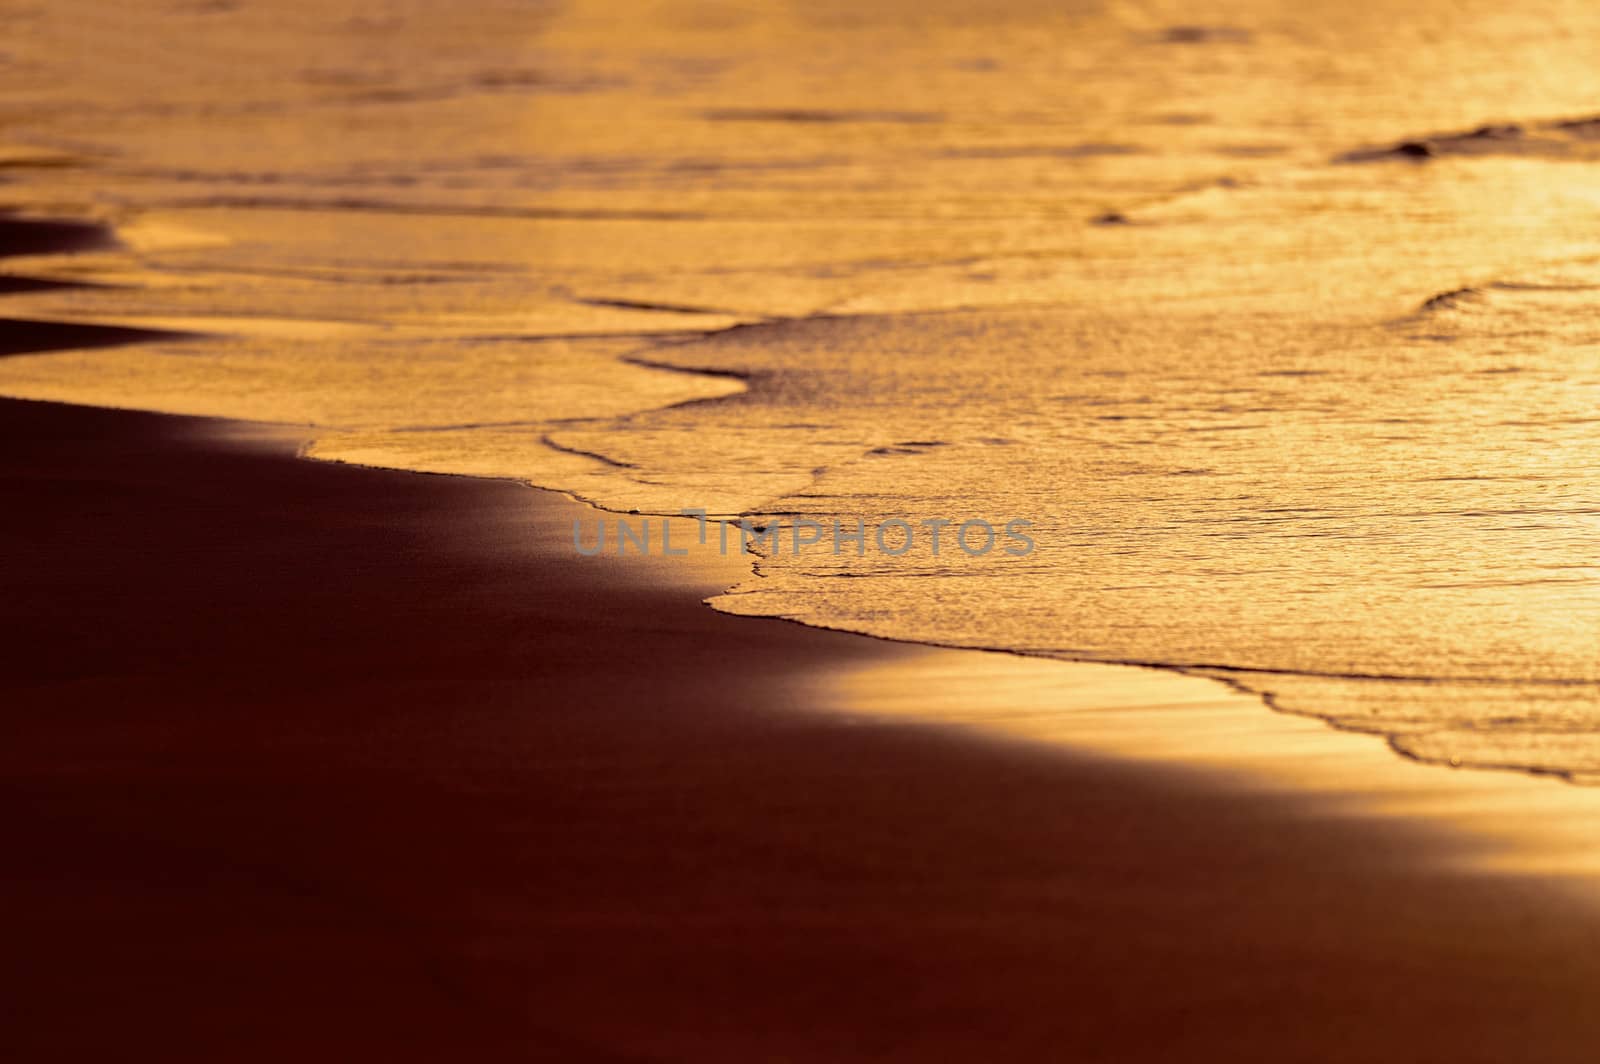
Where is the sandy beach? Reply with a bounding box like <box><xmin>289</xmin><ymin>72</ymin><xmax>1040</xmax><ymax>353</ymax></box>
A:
<box><xmin>4</xmin><ymin>393</ymin><xmax>1600</xmax><ymax>1062</ymax></box>
<box><xmin>7</xmin><ymin>1</ymin><xmax>1600</xmax><ymax>1058</ymax></box>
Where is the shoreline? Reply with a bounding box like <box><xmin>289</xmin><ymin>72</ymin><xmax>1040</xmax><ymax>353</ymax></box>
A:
<box><xmin>5</xmin><ymin>395</ymin><xmax>1600</xmax><ymax>1060</ymax></box>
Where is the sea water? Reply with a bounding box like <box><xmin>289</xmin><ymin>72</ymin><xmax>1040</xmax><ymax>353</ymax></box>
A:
<box><xmin>1</xmin><ymin>0</ymin><xmax>1597</xmax><ymax>780</ymax></box>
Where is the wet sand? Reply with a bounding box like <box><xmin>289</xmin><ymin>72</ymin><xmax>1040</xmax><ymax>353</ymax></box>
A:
<box><xmin>4</xmin><ymin>394</ymin><xmax>1600</xmax><ymax>1062</ymax></box>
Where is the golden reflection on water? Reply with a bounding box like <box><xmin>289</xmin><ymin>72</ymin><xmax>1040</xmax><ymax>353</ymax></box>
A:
<box><xmin>828</xmin><ymin>648</ymin><xmax>1600</xmax><ymax>877</ymax></box>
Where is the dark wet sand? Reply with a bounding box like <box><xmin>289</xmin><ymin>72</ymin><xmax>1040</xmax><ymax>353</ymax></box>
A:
<box><xmin>3</xmin><ymin>395</ymin><xmax>1600</xmax><ymax>1063</ymax></box>
<box><xmin>0</xmin><ymin>318</ymin><xmax>191</xmax><ymax>357</ymax></box>
<box><xmin>0</xmin><ymin>215</ymin><xmax>116</xmax><ymax>258</ymax></box>
<box><xmin>0</xmin><ymin>215</ymin><xmax>169</xmax><ymax>353</ymax></box>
